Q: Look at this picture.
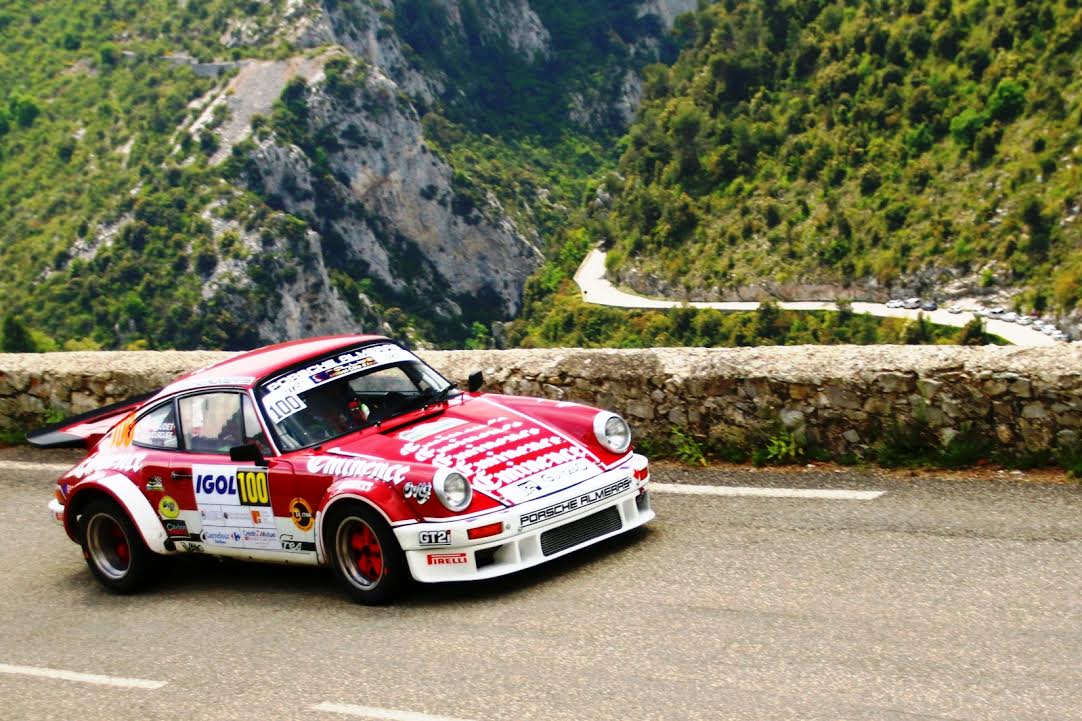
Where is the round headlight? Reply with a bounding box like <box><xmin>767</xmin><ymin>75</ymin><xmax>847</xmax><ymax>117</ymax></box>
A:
<box><xmin>433</xmin><ymin>468</ymin><xmax>473</xmax><ymax>512</ymax></box>
<box><xmin>594</xmin><ymin>412</ymin><xmax>631</xmax><ymax>454</ymax></box>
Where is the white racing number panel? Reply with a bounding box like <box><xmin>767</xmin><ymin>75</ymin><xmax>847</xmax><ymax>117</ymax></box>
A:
<box><xmin>193</xmin><ymin>465</ymin><xmax>279</xmax><ymax>551</ymax></box>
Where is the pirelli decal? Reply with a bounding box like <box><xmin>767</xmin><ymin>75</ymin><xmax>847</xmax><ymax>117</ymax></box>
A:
<box><xmin>519</xmin><ymin>477</ymin><xmax>632</xmax><ymax>528</ymax></box>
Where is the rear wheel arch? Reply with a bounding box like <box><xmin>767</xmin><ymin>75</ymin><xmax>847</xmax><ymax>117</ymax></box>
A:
<box><xmin>66</xmin><ymin>477</ymin><xmax>170</xmax><ymax>553</ymax></box>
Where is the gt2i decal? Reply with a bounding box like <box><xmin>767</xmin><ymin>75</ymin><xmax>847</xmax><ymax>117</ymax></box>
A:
<box><xmin>192</xmin><ymin>465</ymin><xmax>276</xmax><ymax>550</ymax></box>
<box><xmin>519</xmin><ymin>477</ymin><xmax>633</xmax><ymax>528</ymax></box>
<box><xmin>290</xmin><ymin>498</ymin><xmax>314</xmax><ymax>532</ymax></box>
<box><xmin>418</xmin><ymin>529</ymin><xmax>451</xmax><ymax>546</ymax></box>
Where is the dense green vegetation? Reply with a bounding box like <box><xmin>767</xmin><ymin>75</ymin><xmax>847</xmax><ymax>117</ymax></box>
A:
<box><xmin>596</xmin><ymin>0</ymin><xmax>1082</xmax><ymax>315</ymax></box>
<box><xmin>396</xmin><ymin>0</ymin><xmax>676</xmax><ymax>138</ymax></box>
<box><xmin>0</xmin><ymin>0</ymin><xmax>303</xmax><ymax>350</ymax></box>
<box><xmin>0</xmin><ymin>0</ymin><xmax>680</xmax><ymax>350</ymax></box>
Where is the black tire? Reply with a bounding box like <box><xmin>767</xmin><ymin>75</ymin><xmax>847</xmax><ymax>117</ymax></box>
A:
<box><xmin>324</xmin><ymin>502</ymin><xmax>408</xmax><ymax>604</ymax></box>
<box><xmin>78</xmin><ymin>498</ymin><xmax>156</xmax><ymax>593</ymax></box>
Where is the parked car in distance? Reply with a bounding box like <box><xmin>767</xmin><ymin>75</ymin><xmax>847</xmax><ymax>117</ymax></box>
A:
<box><xmin>1002</xmin><ymin>312</ymin><xmax>1018</xmax><ymax>323</ymax></box>
<box><xmin>903</xmin><ymin>298</ymin><xmax>922</xmax><ymax>309</ymax></box>
<box><xmin>989</xmin><ymin>307</ymin><xmax>1006</xmax><ymax>316</ymax></box>
<box><xmin>947</xmin><ymin>305</ymin><xmax>963</xmax><ymax>314</ymax></box>
<box><xmin>886</xmin><ymin>299</ymin><xmax>903</xmax><ymax>309</ymax></box>
<box><xmin>921</xmin><ymin>301</ymin><xmax>938</xmax><ymax>311</ymax></box>
<box><xmin>1017</xmin><ymin>317</ymin><xmax>1033</xmax><ymax>326</ymax></box>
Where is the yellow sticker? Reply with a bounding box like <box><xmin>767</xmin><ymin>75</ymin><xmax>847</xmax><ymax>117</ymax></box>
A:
<box><xmin>158</xmin><ymin>495</ymin><xmax>180</xmax><ymax>519</ymax></box>
<box><xmin>290</xmin><ymin>498</ymin><xmax>314</xmax><ymax>532</ymax></box>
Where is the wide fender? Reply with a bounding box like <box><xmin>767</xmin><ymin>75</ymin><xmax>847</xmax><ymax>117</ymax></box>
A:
<box><xmin>315</xmin><ymin>478</ymin><xmax>416</xmax><ymax>565</ymax></box>
<box><xmin>67</xmin><ymin>474</ymin><xmax>170</xmax><ymax>554</ymax></box>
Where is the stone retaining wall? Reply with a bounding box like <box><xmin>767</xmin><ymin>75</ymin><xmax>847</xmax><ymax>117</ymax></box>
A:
<box><xmin>2</xmin><ymin>346</ymin><xmax>1080</xmax><ymax>457</ymax></box>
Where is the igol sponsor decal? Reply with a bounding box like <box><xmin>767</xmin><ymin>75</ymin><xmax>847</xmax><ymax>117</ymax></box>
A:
<box><xmin>290</xmin><ymin>498</ymin><xmax>314</xmax><ymax>532</ymax></box>
<box><xmin>519</xmin><ymin>477</ymin><xmax>632</xmax><ymax>528</ymax></box>
<box><xmin>426</xmin><ymin>552</ymin><xmax>468</xmax><ymax>566</ymax></box>
<box><xmin>158</xmin><ymin>495</ymin><xmax>180</xmax><ymax>519</ymax></box>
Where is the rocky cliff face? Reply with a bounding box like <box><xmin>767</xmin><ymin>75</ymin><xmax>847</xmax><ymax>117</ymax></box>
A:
<box><xmin>63</xmin><ymin>0</ymin><xmax>694</xmax><ymax>349</ymax></box>
<box><xmin>243</xmin><ymin>59</ymin><xmax>543</xmax><ymax>323</ymax></box>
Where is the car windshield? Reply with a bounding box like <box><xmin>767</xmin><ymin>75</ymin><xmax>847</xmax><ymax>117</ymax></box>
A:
<box><xmin>258</xmin><ymin>342</ymin><xmax>454</xmax><ymax>450</ymax></box>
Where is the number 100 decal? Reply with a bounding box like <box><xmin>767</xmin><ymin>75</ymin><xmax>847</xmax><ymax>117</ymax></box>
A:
<box><xmin>266</xmin><ymin>394</ymin><xmax>307</xmax><ymax>423</ymax></box>
<box><xmin>237</xmin><ymin>469</ymin><xmax>270</xmax><ymax>506</ymax></box>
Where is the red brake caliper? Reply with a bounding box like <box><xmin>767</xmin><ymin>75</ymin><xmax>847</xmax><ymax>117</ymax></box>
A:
<box><xmin>350</xmin><ymin>525</ymin><xmax>382</xmax><ymax>579</ymax></box>
<box><xmin>111</xmin><ymin>525</ymin><xmax>129</xmax><ymax>565</ymax></box>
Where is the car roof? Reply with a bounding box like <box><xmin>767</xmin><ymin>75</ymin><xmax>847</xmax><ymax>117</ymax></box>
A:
<box><xmin>165</xmin><ymin>334</ymin><xmax>390</xmax><ymax>391</ymax></box>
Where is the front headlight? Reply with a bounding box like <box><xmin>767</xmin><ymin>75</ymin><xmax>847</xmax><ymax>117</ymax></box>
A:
<box><xmin>593</xmin><ymin>412</ymin><xmax>631</xmax><ymax>454</ymax></box>
<box><xmin>433</xmin><ymin>468</ymin><xmax>473</xmax><ymax>512</ymax></box>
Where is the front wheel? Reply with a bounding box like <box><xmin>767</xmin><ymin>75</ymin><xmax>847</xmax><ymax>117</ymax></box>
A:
<box><xmin>325</xmin><ymin>503</ymin><xmax>408</xmax><ymax>604</ymax></box>
<box><xmin>79</xmin><ymin>498</ymin><xmax>155</xmax><ymax>593</ymax></box>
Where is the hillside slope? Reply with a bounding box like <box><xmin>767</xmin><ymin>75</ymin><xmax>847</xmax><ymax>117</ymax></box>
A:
<box><xmin>599</xmin><ymin>0</ymin><xmax>1082</xmax><ymax>326</ymax></box>
<box><xmin>0</xmin><ymin>0</ymin><xmax>689</xmax><ymax>350</ymax></box>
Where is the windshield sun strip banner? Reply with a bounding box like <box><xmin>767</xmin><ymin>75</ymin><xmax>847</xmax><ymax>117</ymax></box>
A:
<box><xmin>260</xmin><ymin>344</ymin><xmax>416</xmax><ymax>423</ymax></box>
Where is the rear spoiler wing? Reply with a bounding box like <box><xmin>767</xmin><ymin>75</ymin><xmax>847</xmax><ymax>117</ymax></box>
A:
<box><xmin>26</xmin><ymin>390</ymin><xmax>160</xmax><ymax>450</ymax></box>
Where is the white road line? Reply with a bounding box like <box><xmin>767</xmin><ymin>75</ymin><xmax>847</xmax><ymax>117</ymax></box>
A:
<box><xmin>312</xmin><ymin>703</ymin><xmax>475</xmax><ymax>721</ymax></box>
<box><xmin>0</xmin><ymin>663</ymin><xmax>166</xmax><ymax>689</ymax></box>
<box><xmin>651</xmin><ymin>483</ymin><xmax>884</xmax><ymax>500</ymax></box>
<box><xmin>0</xmin><ymin>461</ymin><xmax>74</xmax><ymax>473</ymax></box>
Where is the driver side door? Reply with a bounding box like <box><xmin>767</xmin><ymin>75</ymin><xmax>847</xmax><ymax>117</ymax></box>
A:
<box><xmin>167</xmin><ymin>391</ymin><xmax>299</xmax><ymax>558</ymax></box>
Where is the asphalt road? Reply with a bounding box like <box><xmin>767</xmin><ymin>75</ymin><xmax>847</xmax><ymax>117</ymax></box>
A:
<box><xmin>1</xmin><ymin>456</ymin><xmax>1080</xmax><ymax>721</ymax></box>
<box><xmin>574</xmin><ymin>249</ymin><xmax>1061</xmax><ymax>346</ymax></box>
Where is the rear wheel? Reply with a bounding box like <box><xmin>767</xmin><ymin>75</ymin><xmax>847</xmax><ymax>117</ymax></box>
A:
<box><xmin>79</xmin><ymin>498</ymin><xmax>155</xmax><ymax>593</ymax></box>
<box><xmin>325</xmin><ymin>503</ymin><xmax>407</xmax><ymax>604</ymax></box>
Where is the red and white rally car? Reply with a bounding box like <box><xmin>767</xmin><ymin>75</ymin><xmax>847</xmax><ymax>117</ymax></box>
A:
<box><xmin>33</xmin><ymin>335</ymin><xmax>653</xmax><ymax>603</ymax></box>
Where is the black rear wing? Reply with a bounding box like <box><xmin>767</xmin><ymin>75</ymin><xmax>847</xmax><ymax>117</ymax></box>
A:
<box><xmin>26</xmin><ymin>390</ymin><xmax>160</xmax><ymax>449</ymax></box>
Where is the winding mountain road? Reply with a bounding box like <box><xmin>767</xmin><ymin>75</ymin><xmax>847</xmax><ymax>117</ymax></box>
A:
<box><xmin>2</xmin><ymin>452</ymin><xmax>1079</xmax><ymax>721</ymax></box>
<box><xmin>574</xmin><ymin>249</ymin><xmax>1057</xmax><ymax>346</ymax></box>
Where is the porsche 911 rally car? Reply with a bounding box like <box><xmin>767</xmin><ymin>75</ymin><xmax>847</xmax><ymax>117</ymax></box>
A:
<box><xmin>33</xmin><ymin>335</ymin><xmax>654</xmax><ymax>603</ymax></box>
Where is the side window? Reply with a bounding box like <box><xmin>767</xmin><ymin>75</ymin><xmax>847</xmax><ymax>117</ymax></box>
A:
<box><xmin>178</xmin><ymin>393</ymin><xmax>244</xmax><ymax>454</ymax></box>
<box><xmin>132</xmin><ymin>403</ymin><xmax>178</xmax><ymax>449</ymax></box>
<box><xmin>241</xmin><ymin>395</ymin><xmax>273</xmax><ymax>456</ymax></box>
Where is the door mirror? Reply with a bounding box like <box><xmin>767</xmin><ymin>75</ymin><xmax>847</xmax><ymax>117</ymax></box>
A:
<box><xmin>230</xmin><ymin>443</ymin><xmax>268</xmax><ymax>467</ymax></box>
<box><xmin>467</xmin><ymin>371</ymin><xmax>484</xmax><ymax>393</ymax></box>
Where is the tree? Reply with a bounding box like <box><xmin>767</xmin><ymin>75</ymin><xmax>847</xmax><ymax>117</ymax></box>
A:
<box><xmin>1</xmin><ymin>315</ymin><xmax>36</xmax><ymax>352</ymax></box>
<box><xmin>956</xmin><ymin>318</ymin><xmax>986</xmax><ymax>346</ymax></box>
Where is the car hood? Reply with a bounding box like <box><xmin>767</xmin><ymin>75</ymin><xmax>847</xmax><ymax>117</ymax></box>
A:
<box><xmin>324</xmin><ymin>395</ymin><xmax>607</xmax><ymax>506</ymax></box>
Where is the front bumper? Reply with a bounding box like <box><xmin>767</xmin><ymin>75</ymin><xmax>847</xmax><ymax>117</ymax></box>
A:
<box><xmin>48</xmin><ymin>498</ymin><xmax>65</xmax><ymax>526</ymax></box>
<box><xmin>395</xmin><ymin>456</ymin><xmax>654</xmax><ymax>583</ymax></box>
